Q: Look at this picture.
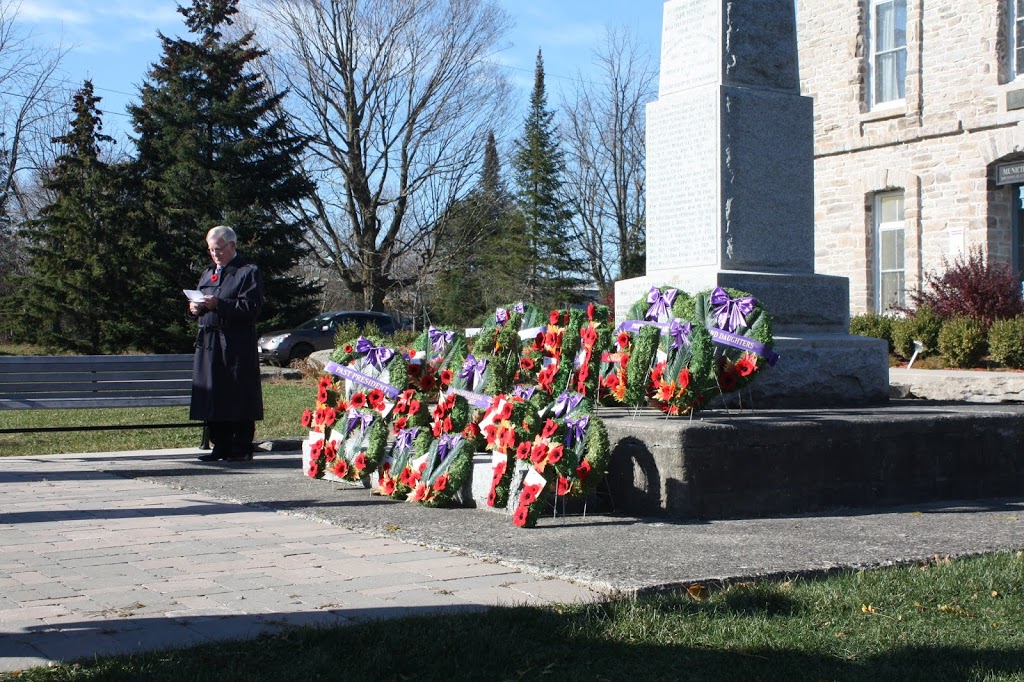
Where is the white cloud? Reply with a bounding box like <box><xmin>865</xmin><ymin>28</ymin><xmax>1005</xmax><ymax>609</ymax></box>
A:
<box><xmin>18</xmin><ymin>0</ymin><xmax>92</xmax><ymax>25</ymax></box>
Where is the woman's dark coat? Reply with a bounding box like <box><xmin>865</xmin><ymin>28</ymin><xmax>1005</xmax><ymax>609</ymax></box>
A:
<box><xmin>189</xmin><ymin>254</ymin><xmax>264</xmax><ymax>422</ymax></box>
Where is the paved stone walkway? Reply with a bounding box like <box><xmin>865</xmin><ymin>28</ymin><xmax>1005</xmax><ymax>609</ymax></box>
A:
<box><xmin>0</xmin><ymin>454</ymin><xmax>598</xmax><ymax>673</ymax></box>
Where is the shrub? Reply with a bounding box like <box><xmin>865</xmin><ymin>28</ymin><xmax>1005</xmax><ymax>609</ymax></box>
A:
<box><xmin>911</xmin><ymin>246</ymin><xmax>1024</xmax><ymax>329</ymax></box>
<box><xmin>849</xmin><ymin>313</ymin><xmax>894</xmax><ymax>354</ymax></box>
<box><xmin>987</xmin><ymin>317</ymin><xmax>1024</xmax><ymax>369</ymax></box>
<box><xmin>891</xmin><ymin>304</ymin><xmax>942</xmax><ymax>359</ymax></box>
<box><xmin>937</xmin><ymin>316</ymin><xmax>986</xmax><ymax>368</ymax></box>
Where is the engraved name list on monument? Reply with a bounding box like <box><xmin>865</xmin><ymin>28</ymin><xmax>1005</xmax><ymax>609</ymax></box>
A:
<box><xmin>659</xmin><ymin>0</ymin><xmax>719</xmax><ymax>97</ymax></box>
<box><xmin>645</xmin><ymin>88</ymin><xmax>719</xmax><ymax>273</ymax></box>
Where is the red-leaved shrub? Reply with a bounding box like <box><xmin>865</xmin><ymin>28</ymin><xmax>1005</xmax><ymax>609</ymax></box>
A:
<box><xmin>910</xmin><ymin>246</ymin><xmax>1023</xmax><ymax>329</ymax></box>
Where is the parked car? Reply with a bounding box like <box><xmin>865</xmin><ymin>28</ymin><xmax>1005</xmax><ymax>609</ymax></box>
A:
<box><xmin>258</xmin><ymin>311</ymin><xmax>400</xmax><ymax>365</ymax></box>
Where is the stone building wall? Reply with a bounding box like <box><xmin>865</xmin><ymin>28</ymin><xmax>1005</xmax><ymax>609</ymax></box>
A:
<box><xmin>796</xmin><ymin>0</ymin><xmax>1024</xmax><ymax>314</ymax></box>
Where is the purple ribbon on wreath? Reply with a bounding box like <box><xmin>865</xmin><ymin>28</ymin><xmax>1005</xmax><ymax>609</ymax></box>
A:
<box><xmin>436</xmin><ymin>433</ymin><xmax>463</xmax><ymax>463</ymax></box>
<box><xmin>459</xmin><ymin>354</ymin><xmax>487</xmax><ymax>391</ymax></box>
<box><xmin>495</xmin><ymin>308</ymin><xmax>509</xmax><ymax>325</ymax></box>
<box><xmin>710</xmin><ymin>287</ymin><xmax>756</xmax><ymax>333</ymax></box>
<box><xmin>564</xmin><ymin>415</ymin><xmax>590</xmax><ymax>448</ymax></box>
<box><xmin>346</xmin><ymin>410</ymin><xmax>373</xmax><ymax>437</ymax></box>
<box><xmin>645</xmin><ymin>287</ymin><xmax>677</xmax><ymax>322</ymax></box>
<box><xmin>354</xmin><ymin>336</ymin><xmax>395</xmax><ymax>370</ymax></box>
<box><xmin>669</xmin><ymin>320</ymin><xmax>692</xmax><ymax>350</ymax></box>
<box><xmin>513</xmin><ymin>301</ymin><xmax>525</xmax><ymax>314</ymax></box>
<box><xmin>428</xmin><ymin>325</ymin><xmax>454</xmax><ymax>353</ymax></box>
<box><xmin>395</xmin><ymin>427</ymin><xmax>419</xmax><ymax>453</ymax></box>
<box><xmin>551</xmin><ymin>391</ymin><xmax>583</xmax><ymax>418</ymax></box>
<box><xmin>513</xmin><ymin>385</ymin><xmax>536</xmax><ymax>401</ymax></box>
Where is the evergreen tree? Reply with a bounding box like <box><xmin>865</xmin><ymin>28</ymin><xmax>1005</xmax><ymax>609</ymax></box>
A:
<box><xmin>429</xmin><ymin>131</ymin><xmax>529</xmax><ymax>327</ymax></box>
<box><xmin>18</xmin><ymin>81</ymin><xmax>149</xmax><ymax>353</ymax></box>
<box><xmin>512</xmin><ymin>50</ymin><xmax>584</xmax><ymax>310</ymax></box>
<box><xmin>130</xmin><ymin>0</ymin><xmax>317</xmax><ymax>351</ymax></box>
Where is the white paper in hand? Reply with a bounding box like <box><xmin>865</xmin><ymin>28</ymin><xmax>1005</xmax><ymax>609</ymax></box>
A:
<box><xmin>183</xmin><ymin>289</ymin><xmax>206</xmax><ymax>303</ymax></box>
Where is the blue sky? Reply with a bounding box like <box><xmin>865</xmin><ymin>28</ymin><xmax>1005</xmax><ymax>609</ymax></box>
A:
<box><xmin>18</xmin><ymin>0</ymin><xmax>664</xmax><ymax>140</ymax></box>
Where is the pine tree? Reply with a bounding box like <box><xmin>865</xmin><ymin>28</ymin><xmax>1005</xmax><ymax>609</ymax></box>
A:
<box><xmin>512</xmin><ymin>50</ymin><xmax>584</xmax><ymax>310</ymax></box>
<box><xmin>130</xmin><ymin>0</ymin><xmax>317</xmax><ymax>351</ymax></box>
<box><xmin>429</xmin><ymin>131</ymin><xmax>528</xmax><ymax>326</ymax></box>
<box><xmin>19</xmin><ymin>81</ymin><xmax>149</xmax><ymax>353</ymax></box>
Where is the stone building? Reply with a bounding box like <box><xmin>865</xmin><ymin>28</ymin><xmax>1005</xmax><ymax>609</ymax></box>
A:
<box><xmin>796</xmin><ymin>0</ymin><xmax>1024</xmax><ymax>314</ymax></box>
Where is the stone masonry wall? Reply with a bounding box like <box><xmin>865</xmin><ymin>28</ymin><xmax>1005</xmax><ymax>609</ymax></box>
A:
<box><xmin>797</xmin><ymin>0</ymin><xmax>1024</xmax><ymax>314</ymax></box>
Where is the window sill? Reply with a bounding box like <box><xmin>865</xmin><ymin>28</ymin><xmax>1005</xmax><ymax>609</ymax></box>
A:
<box><xmin>861</xmin><ymin>102</ymin><xmax>908</xmax><ymax>123</ymax></box>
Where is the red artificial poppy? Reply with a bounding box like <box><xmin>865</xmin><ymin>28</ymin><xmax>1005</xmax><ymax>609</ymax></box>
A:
<box><xmin>735</xmin><ymin>354</ymin><xmax>758</xmax><ymax>377</ymax></box>
<box><xmin>678</xmin><ymin>367</ymin><xmax>691</xmax><ymax>392</ymax></box>
<box><xmin>463</xmin><ymin>423</ymin><xmax>479</xmax><ymax>439</ymax></box>
<box><xmin>499</xmin><ymin>426</ymin><xmax>517</xmax><ymax>451</ymax></box>
<box><xmin>324</xmin><ymin>441</ymin><xmax>338</xmax><ymax>463</ymax></box>
<box><xmin>399</xmin><ymin>468</ymin><xmax>413</xmax><ymax>486</ymax></box>
<box><xmin>350</xmin><ymin>393</ymin><xmax>367</xmax><ymax>409</ymax></box>
<box><xmin>331</xmin><ymin>459</ymin><xmax>349</xmax><ymax>479</ymax></box>
<box><xmin>577</xmin><ymin>364</ymin><xmax>590</xmax><ymax>384</ymax></box>
<box><xmin>547</xmin><ymin>444</ymin><xmax>564</xmax><ymax>464</ymax></box>
<box><xmin>445</xmin><ymin>394</ymin><xmax>456</xmax><ymax>410</ymax></box>
<box><xmin>440</xmin><ymin>369</ymin><xmax>453</xmax><ymax>386</ymax></box>
<box><xmin>492</xmin><ymin>460</ymin><xmax>507</xmax><ymax>481</ymax></box>
<box><xmin>411</xmin><ymin>483</ymin><xmax>427</xmax><ymax>502</ymax></box>
<box><xmin>483</xmin><ymin>424</ymin><xmax>498</xmax><ymax>445</ymax></box>
<box><xmin>541</xmin><ymin>419</ymin><xmax>558</xmax><ymax>439</ymax></box>
<box><xmin>432</xmin><ymin>403</ymin><xmax>447</xmax><ymax>420</ymax></box>
<box><xmin>344</xmin><ymin>344</ymin><xmax>354</xmax><ymax>353</ymax></box>
<box><xmin>393</xmin><ymin>416</ymin><xmax>409</xmax><ymax>434</ymax></box>
<box><xmin>549</xmin><ymin>310</ymin><xmax>561</xmax><ymax>326</ymax></box>
<box><xmin>309</xmin><ymin>440</ymin><xmax>323</xmax><ymax>458</ymax></box>
<box><xmin>602</xmin><ymin>373</ymin><xmax>619</xmax><ymax>389</ymax></box>
<box><xmin>719</xmin><ymin>369</ymin><xmax>739</xmax><ymax>392</ymax></box>
<box><xmin>211</xmin><ymin>273</ymin><xmax>219</xmax><ymax>282</ymax></box>
<box><xmin>650</xmin><ymin>361</ymin><xmax>666</xmax><ymax>384</ymax></box>
<box><xmin>520</xmin><ymin>357</ymin><xmax>535</xmax><ymax>371</ymax></box>
<box><xmin>587</xmin><ymin>302</ymin><xmax>595</xmax><ymax>320</ymax></box>
<box><xmin>515</xmin><ymin>441</ymin><xmax>532</xmax><ymax>461</ymax></box>
<box><xmin>433</xmin><ymin>474</ymin><xmax>448</xmax><ymax>492</ymax></box>
<box><xmin>487</xmin><ymin>489</ymin><xmax>498</xmax><ymax>507</ymax></box>
<box><xmin>520</xmin><ymin>483</ymin><xmax>541</xmax><ymax>506</ymax></box>
<box><xmin>655</xmin><ymin>380</ymin><xmax>676</xmax><ymax>403</ymax></box>
<box><xmin>353</xmin><ymin>452</ymin><xmax>368</xmax><ymax>470</ymax></box>
<box><xmin>420</xmin><ymin>374</ymin><xmax>437</xmax><ymax>391</ymax></box>
<box><xmin>418</xmin><ymin>461</ymin><xmax>428</xmax><ymax>473</ymax></box>
<box><xmin>301</xmin><ymin>409</ymin><xmax>313</xmax><ymax>427</ymax></box>
<box><xmin>369</xmin><ymin>388</ymin><xmax>384</xmax><ymax>405</ymax></box>
<box><xmin>531</xmin><ymin>442</ymin><xmax>548</xmax><ymax>465</ymax></box>
<box><xmin>314</xmin><ymin>407</ymin><xmax>326</xmax><ymax>426</ymax></box>
<box><xmin>407</xmin><ymin>363</ymin><xmax>422</xmax><ymax>377</ymax></box>
<box><xmin>616</xmin><ymin>332</ymin><xmax>630</xmax><ymax>349</ymax></box>
<box><xmin>576</xmin><ymin>460</ymin><xmax>592</xmax><ymax>480</ymax></box>
<box><xmin>317</xmin><ymin>386</ymin><xmax>329</xmax><ymax>404</ymax></box>
<box><xmin>512</xmin><ymin>505</ymin><xmax>530</xmax><ymax>527</ymax></box>
<box><xmin>533</xmin><ymin>332</ymin><xmax>544</xmax><ymax>350</ymax></box>
<box><xmin>382</xmin><ymin>478</ymin><xmax>396</xmax><ymax>496</ymax></box>
<box><xmin>306</xmin><ymin>460</ymin><xmax>320</xmax><ymax>478</ymax></box>
<box><xmin>323</xmin><ymin>407</ymin><xmax>337</xmax><ymax>427</ymax></box>
<box><xmin>318</xmin><ymin>375</ymin><xmax>332</xmax><ymax>390</ymax></box>
<box><xmin>498</xmin><ymin>402</ymin><xmax>514</xmax><ymax>421</ymax></box>
<box><xmin>619</xmin><ymin>354</ymin><xmax>630</xmax><ymax>369</ymax></box>
<box><xmin>580</xmin><ymin>327</ymin><xmax>597</xmax><ymax>347</ymax></box>
<box><xmin>431</xmin><ymin>420</ymin><xmax>444</xmax><ymax>437</ymax></box>
<box><xmin>557</xmin><ymin>476</ymin><xmax>571</xmax><ymax>496</ymax></box>
<box><xmin>408</xmin><ymin>399</ymin><xmax>422</xmax><ymax>415</ymax></box>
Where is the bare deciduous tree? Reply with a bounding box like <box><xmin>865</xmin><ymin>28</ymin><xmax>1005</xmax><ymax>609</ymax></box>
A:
<box><xmin>0</xmin><ymin>0</ymin><xmax>67</xmax><ymax>309</ymax></box>
<box><xmin>247</xmin><ymin>0</ymin><xmax>514</xmax><ymax>311</ymax></box>
<box><xmin>561</xmin><ymin>27</ymin><xmax>656</xmax><ymax>301</ymax></box>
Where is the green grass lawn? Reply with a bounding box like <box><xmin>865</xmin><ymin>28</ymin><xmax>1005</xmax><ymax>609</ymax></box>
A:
<box><xmin>0</xmin><ymin>380</ymin><xmax>313</xmax><ymax>457</ymax></box>
<box><xmin>3</xmin><ymin>552</ymin><xmax>1022</xmax><ymax>681</ymax></box>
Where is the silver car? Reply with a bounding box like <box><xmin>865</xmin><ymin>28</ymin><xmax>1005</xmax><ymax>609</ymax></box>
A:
<box><xmin>257</xmin><ymin>311</ymin><xmax>400</xmax><ymax>364</ymax></box>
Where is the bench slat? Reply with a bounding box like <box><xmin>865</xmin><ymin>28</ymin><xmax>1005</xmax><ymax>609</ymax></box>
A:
<box><xmin>0</xmin><ymin>396</ymin><xmax>193</xmax><ymax>410</ymax></box>
<box><xmin>0</xmin><ymin>380</ymin><xmax>192</xmax><ymax>395</ymax></box>
<box><xmin>0</xmin><ymin>355</ymin><xmax>194</xmax><ymax>373</ymax></box>
<box><xmin>0</xmin><ymin>370</ymin><xmax>193</xmax><ymax>385</ymax></box>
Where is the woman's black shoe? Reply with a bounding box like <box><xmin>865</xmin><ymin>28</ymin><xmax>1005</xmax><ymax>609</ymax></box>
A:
<box><xmin>197</xmin><ymin>450</ymin><xmax>227</xmax><ymax>461</ymax></box>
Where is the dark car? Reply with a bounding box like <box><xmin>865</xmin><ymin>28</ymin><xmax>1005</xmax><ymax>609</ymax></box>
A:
<box><xmin>257</xmin><ymin>311</ymin><xmax>400</xmax><ymax>365</ymax></box>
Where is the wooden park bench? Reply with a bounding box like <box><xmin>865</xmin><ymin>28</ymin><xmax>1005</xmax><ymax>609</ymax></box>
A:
<box><xmin>0</xmin><ymin>354</ymin><xmax>207</xmax><ymax>445</ymax></box>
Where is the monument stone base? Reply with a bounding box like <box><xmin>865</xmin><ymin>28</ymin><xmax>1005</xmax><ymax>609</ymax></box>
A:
<box><xmin>601</xmin><ymin>402</ymin><xmax>1024</xmax><ymax>520</ymax></box>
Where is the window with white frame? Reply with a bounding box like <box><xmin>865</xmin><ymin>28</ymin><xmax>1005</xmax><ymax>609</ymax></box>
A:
<box><xmin>1013</xmin><ymin>0</ymin><xmax>1024</xmax><ymax>78</ymax></box>
<box><xmin>875</xmin><ymin>192</ymin><xmax>906</xmax><ymax>312</ymax></box>
<box><xmin>869</xmin><ymin>0</ymin><xmax>907</xmax><ymax>106</ymax></box>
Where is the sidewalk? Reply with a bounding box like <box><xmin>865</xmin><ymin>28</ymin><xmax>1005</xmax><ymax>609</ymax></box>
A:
<box><xmin>2</xmin><ymin>446</ymin><xmax>1023</xmax><ymax>672</ymax></box>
